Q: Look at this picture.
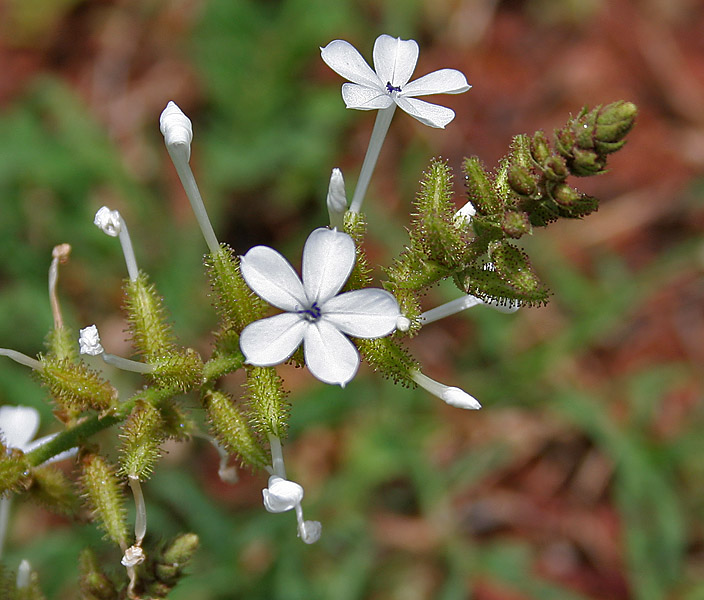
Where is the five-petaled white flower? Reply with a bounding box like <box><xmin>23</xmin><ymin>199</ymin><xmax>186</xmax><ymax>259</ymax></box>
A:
<box><xmin>0</xmin><ymin>405</ymin><xmax>76</xmax><ymax>463</ymax></box>
<box><xmin>321</xmin><ymin>34</ymin><xmax>471</xmax><ymax>129</ymax></box>
<box><xmin>239</xmin><ymin>227</ymin><xmax>401</xmax><ymax>386</ymax></box>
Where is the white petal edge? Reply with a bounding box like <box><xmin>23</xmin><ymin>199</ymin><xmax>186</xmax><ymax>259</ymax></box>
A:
<box><xmin>302</xmin><ymin>228</ymin><xmax>356</xmax><ymax>306</ymax></box>
<box><xmin>0</xmin><ymin>405</ymin><xmax>40</xmax><ymax>451</ymax></box>
<box><xmin>239</xmin><ymin>313</ymin><xmax>307</xmax><ymax>366</ymax></box>
<box><xmin>341</xmin><ymin>83</ymin><xmax>394</xmax><ymax>111</ymax></box>
<box><xmin>394</xmin><ymin>96</ymin><xmax>456</xmax><ymax>129</ymax></box>
<box><xmin>303</xmin><ymin>320</ymin><xmax>360</xmax><ymax>387</ymax></box>
<box><xmin>240</xmin><ymin>245</ymin><xmax>307</xmax><ymax>312</ymax></box>
<box><xmin>322</xmin><ymin>288</ymin><xmax>400</xmax><ymax>338</ymax></box>
<box><xmin>320</xmin><ymin>40</ymin><xmax>382</xmax><ymax>89</ymax></box>
<box><xmin>373</xmin><ymin>35</ymin><xmax>419</xmax><ymax>88</ymax></box>
<box><xmin>401</xmin><ymin>69</ymin><xmax>471</xmax><ymax>97</ymax></box>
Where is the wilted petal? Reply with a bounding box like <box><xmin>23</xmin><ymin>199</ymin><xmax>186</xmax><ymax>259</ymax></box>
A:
<box><xmin>401</xmin><ymin>69</ymin><xmax>471</xmax><ymax>97</ymax></box>
<box><xmin>240</xmin><ymin>245</ymin><xmax>307</xmax><ymax>312</ymax></box>
<box><xmin>322</xmin><ymin>289</ymin><xmax>400</xmax><ymax>338</ymax></box>
<box><xmin>320</xmin><ymin>40</ymin><xmax>381</xmax><ymax>88</ymax></box>
<box><xmin>373</xmin><ymin>35</ymin><xmax>418</xmax><ymax>88</ymax></box>
<box><xmin>394</xmin><ymin>96</ymin><xmax>456</xmax><ymax>129</ymax></box>
<box><xmin>240</xmin><ymin>313</ymin><xmax>307</xmax><ymax>366</ymax></box>
<box><xmin>0</xmin><ymin>405</ymin><xmax>40</xmax><ymax>451</ymax></box>
<box><xmin>303</xmin><ymin>320</ymin><xmax>359</xmax><ymax>386</ymax></box>
<box><xmin>342</xmin><ymin>83</ymin><xmax>393</xmax><ymax>110</ymax></box>
<box><xmin>302</xmin><ymin>228</ymin><xmax>356</xmax><ymax>305</ymax></box>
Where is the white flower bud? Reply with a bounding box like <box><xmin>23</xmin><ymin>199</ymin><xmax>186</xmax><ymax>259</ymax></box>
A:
<box><xmin>396</xmin><ymin>315</ymin><xmax>411</xmax><ymax>332</ymax></box>
<box><xmin>454</xmin><ymin>201</ymin><xmax>476</xmax><ymax>224</ymax></box>
<box><xmin>79</xmin><ymin>325</ymin><xmax>104</xmax><ymax>356</ymax></box>
<box><xmin>442</xmin><ymin>387</ymin><xmax>481</xmax><ymax>410</ymax></box>
<box><xmin>262</xmin><ymin>476</ymin><xmax>304</xmax><ymax>513</ymax></box>
<box><xmin>94</xmin><ymin>206</ymin><xmax>122</xmax><ymax>237</ymax></box>
<box><xmin>299</xmin><ymin>520</ymin><xmax>322</xmax><ymax>544</ymax></box>
<box><xmin>160</xmin><ymin>101</ymin><xmax>193</xmax><ymax>163</ymax></box>
<box><xmin>327</xmin><ymin>168</ymin><xmax>347</xmax><ymax>213</ymax></box>
<box><xmin>16</xmin><ymin>560</ymin><xmax>31</xmax><ymax>589</ymax></box>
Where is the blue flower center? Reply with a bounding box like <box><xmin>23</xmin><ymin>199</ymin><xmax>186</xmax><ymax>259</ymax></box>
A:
<box><xmin>298</xmin><ymin>302</ymin><xmax>322</xmax><ymax>322</ymax></box>
<box><xmin>386</xmin><ymin>82</ymin><xmax>402</xmax><ymax>94</ymax></box>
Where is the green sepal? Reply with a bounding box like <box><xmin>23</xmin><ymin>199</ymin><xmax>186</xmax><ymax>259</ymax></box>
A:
<box><xmin>154</xmin><ymin>533</ymin><xmax>199</xmax><ymax>588</ymax></box>
<box><xmin>455</xmin><ymin>264</ymin><xmax>550</xmax><ymax>307</ymax></box>
<box><xmin>78</xmin><ymin>548</ymin><xmax>118</xmax><ymax>600</ymax></box>
<box><xmin>244</xmin><ymin>366</ymin><xmax>289</xmax><ymax>439</ymax></box>
<box><xmin>149</xmin><ymin>348</ymin><xmax>204</xmax><ymax>392</ymax></box>
<box><xmin>124</xmin><ymin>273</ymin><xmax>176</xmax><ymax>360</ymax></box>
<box><xmin>462</xmin><ymin>156</ymin><xmax>501</xmax><ymax>215</ymax></box>
<box><xmin>412</xmin><ymin>159</ymin><xmax>464</xmax><ymax>267</ymax></box>
<box><xmin>119</xmin><ymin>399</ymin><xmax>164</xmax><ymax>480</ymax></box>
<box><xmin>343</xmin><ymin>211</ymin><xmax>373</xmax><ymax>290</ymax></box>
<box><xmin>203</xmin><ymin>389</ymin><xmax>269</xmax><ymax>469</ymax></box>
<box><xmin>0</xmin><ymin>448</ymin><xmax>31</xmax><ymax>496</ymax></box>
<box><xmin>205</xmin><ymin>244</ymin><xmax>267</xmax><ymax>333</ymax></box>
<box><xmin>44</xmin><ymin>327</ymin><xmax>77</xmax><ymax>362</ymax></box>
<box><xmin>355</xmin><ymin>337</ymin><xmax>418</xmax><ymax>386</ymax></box>
<box><xmin>27</xmin><ymin>465</ymin><xmax>77</xmax><ymax>514</ymax></box>
<box><xmin>37</xmin><ymin>356</ymin><xmax>117</xmax><ymax>416</ymax></box>
<box><xmin>80</xmin><ymin>453</ymin><xmax>128</xmax><ymax>548</ymax></box>
<box><xmin>489</xmin><ymin>241</ymin><xmax>548</xmax><ymax>300</ymax></box>
<box><xmin>500</xmin><ymin>211</ymin><xmax>532</xmax><ymax>238</ymax></box>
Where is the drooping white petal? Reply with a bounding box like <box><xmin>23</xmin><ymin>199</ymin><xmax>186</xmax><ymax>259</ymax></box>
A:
<box><xmin>240</xmin><ymin>245</ymin><xmax>307</xmax><ymax>311</ymax></box>
<box><xmin>302</xmin><ymin>228</ymin><xmax>356</xmax><ymax>305</ymax></box>
<box><xmin>322</xmin><ymin>288</ymin><xmax>400</xmax><ymax>338</ymax></box>
<box><xmin>341</xmin><ymin>83</ymin><xmax>394</xmax><ymax>110</ymax></box>
<box><xmin>320</xmin><ymin>40</ymin><xmax>382</xmax><ymax>89</ymax></box>
<box><xmin>303</xmin><ymin>320</ymin><xmax>360</xmax><ymax>386</ymax></box>
<box><xmin>372</xmin><ymin>35</ymin><xmax>419</xmax><ymax>88</ymax></box>
<box><xmin>240</xmin><ymin>313</ymin><xmax>307</xmax><ymax>366</ymax></box>
<box><xmin>0</xmin><ymin>405</ymin><xmax>40</xmax><ymax>451</ymax></box>
<box><xmin>394</xmin><ymin>95</ymin><xmax>457</xmax><ymax>129</ymax></box>
<box><xmin>262</xmin><ymin>476</ymin><xmax>304</xmax><ymax>513</ymax></box>
<box><xmin>401</xmin><ymin>69</ymin><xmax>471</xmax><ymax>97</ymax></box>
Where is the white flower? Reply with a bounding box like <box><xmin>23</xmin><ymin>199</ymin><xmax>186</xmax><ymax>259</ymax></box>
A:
<box><xmin>321</xmin><ymin>34</ymin><xmax>471</xmax><ymax>129</ymax></box>
<box><xmin>79</xmin><ymin>324</ymin><xmax>104</xmax><ymax>356</ymax></box>
<box><xmin>159</xmin><ymin>101</ymin><xmax>193</xmax><ymax>163</ymax></box>
<box><xmin>94</xmin><ymin>206</ymin><xmax>122</xmax><ymax>237</ymax></box>
<box><xmin>0</xmin><ymin>405</ymin><xmax>76</xmax><ymax>462</ymax></box>
<box><xmin>262</xmin><ymin>476</ymin><xmax>304</xmax><ymax>513</ymax></box>
<box><xmin>239</xmin><ymin>227</ymin><xmax>401</xmax><ymax>386</ymax></box>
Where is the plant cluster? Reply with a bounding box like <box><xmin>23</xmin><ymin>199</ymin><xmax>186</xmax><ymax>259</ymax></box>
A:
<box><xmin>0</xmin><ymin>34</ymin><xmax>636</xmax><ymax>598</ymax></box>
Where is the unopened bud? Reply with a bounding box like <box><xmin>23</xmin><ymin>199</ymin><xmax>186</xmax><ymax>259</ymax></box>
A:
<box><xmin>501</xmin><ymin>211</ymin><xmax>532</xmax><ymax>238</ymax></box>
<box><xmin>507</xmin><ymin>163</ymin><xmax>537</xmax><ymax>197</ymax></box>
<box><xmin>160</xmin><ymin>101</ymin><xmax>193</xmax><ymax>163</ymax></box>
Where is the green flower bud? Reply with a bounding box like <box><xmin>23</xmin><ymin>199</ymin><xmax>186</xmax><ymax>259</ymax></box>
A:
<box><xmin>571</xmin><ymin>147</ymin><xmax>606</xmax><ymax>176</ymax></box>
<box><xmin>205</xmin><ymin>245</ymin><xmax>267</xmax><ymax>333</ymax></box>
<box><xmin>28</xmin><ymin>466</ymin><xmax>76</xmax><ymax>514</ymax></box>
<box><xmin>501</xmin><ymin>211</ymin><xmax>532</xmax><ymax>238</ymax></box>
<box><xmin>552</xmin><ymin>183</ymin><xmax>581</xmax><ymax>207</ymax></box>
<box><xmin>80</xmin><ymin>454</ymin><xmax>128</xmax><ymax>548</ymax></box>
<box><xmin>204</xmin><ymin>390</ymin><xmax>268</xmax><ymax>469</ymax></box>
<box><xmin>596</xmin><ymin>101</ymin><xmax>637</xmax><ymax>145</ymax></box>
<box><xmin>0</xmin><ymin>448</ymin><xmax>31</xmax><ymax>496</ymax></box>
<box><xmin>124</xmin><ymin>274</ymin><xmax>176</xmax><ymax>360</ymax></box>
<box><xmin>154</xmin><ymin>533</ymin><xmax>199</xmax><ymax>586</ymax></box>
<box><xmin>149</xmin><ymin>348</ymin><xmax>204</xmax><ymax>391</ymax></box>
<box><xmin>463</xmin><ymin>156</ymin><xmax>502</xmax><ymax>215</ymax></box>
<box><xmin>245</xmin><ymin>366</ymin><xmax>289</xmax><ymax>439</ymax></box>
<box><xmin>507</xmin><ymin>163</ymin><xmax>538</xmax><ymax>197</ymax></box>
<box><xmin>489</xmin><ymin>241</ymin><xmax>544</xmax><ymax>297</ymax></box>
<box><xmin>37</xmin><ymin>356</ymin><xmax>117</xmax><ymax>416</ymax></box>
<box><xmin>355</xmin><ymin>337</ymin><xmax>419</xmax><ymax>386</ymax></box>
<box><xmin>119</xmin><ymin>400</ymin><xmax>164</xmax><ymax>480</ymax></box>
<box><xmin>542</xmin><ymin>155</ymin><xmax>569</xmax><ymax>181</ymax></box>
<box><xmin>530</xmin><ymin>131</ymin><xmax>551</xmax><ymax>164</ymax></box>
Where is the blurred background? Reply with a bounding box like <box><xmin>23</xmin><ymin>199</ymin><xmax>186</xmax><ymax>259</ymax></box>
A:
<box><xmin>0</xmin><ymin>0</ymin><xmax>703</xmax><ymax>598</ymax></box>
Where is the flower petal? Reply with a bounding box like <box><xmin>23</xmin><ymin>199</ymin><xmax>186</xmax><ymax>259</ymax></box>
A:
<box><xmin>302</xmin><ymin>228</ymin><xmax>356</xmax><ymax>305</ymax></box>
<box><xmin>240</xmin><ymin>313</ymin><xmax>307</xmax><ymax>366</ymax></box>
<box><xmin>320</xmin><ymin>40</ymin><xmax>382</xmax><ymax>88</ymax></box>
<box><xmin>373</xmin><ymin>35</ymin><xmax>419</xmax><ymax>88</ymax></box>
<box><xmin>0</xmin><ymin>405</ymin><xmax>40</xmax><ymax>451</ymax></box>
<box><xmin>240</xmin><ymin>245</ymin><xmax>307</xmax><ymax>312</ymax></box>
<box><xmin>303</xmin><ymin>320</ymin><xmax>359</xmax><ymax>386</ymax></box>
<box><xmin>401</xmin><ymin>69</ymin><xmax>471</xmax><ymax>97</ymax></box>
<box><xmin>341</xmin><ymin>83</ymin><xmax>394</xmax><ymax>111</ymax></box>
<box><xmin>394</xmin><ymin>96</ymin><xmax>457</xmax><ymax>129</ymax></box>
<box><xmin>322</xmin><ymin>289</ymin><xmax>400</xmax><ymax>338</ymax></box>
